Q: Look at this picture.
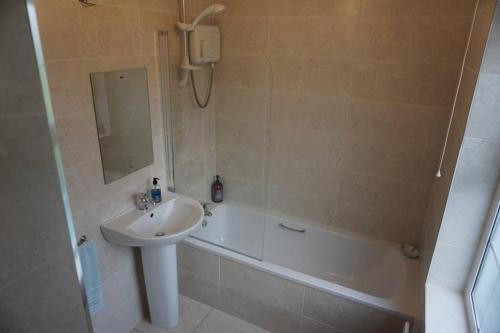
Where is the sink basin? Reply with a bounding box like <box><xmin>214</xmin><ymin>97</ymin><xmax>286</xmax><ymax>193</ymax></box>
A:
<box><xmin>101</xmin><ymin>192</ymin><xmax>203</xmax><ymax>247</ymax></box>
<box><xmin>100</xmin><ymin>191</ymin><xmax>204</xmax><ymax>329</ymax></box>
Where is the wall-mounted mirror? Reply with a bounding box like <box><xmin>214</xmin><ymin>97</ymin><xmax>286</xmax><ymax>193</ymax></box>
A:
<box><xmin>90</xmin><ymin>68</ymin><xmax>154</xmax><ymax>184</ymax></box>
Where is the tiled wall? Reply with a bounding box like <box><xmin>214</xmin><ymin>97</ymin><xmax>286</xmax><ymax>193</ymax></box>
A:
<box><xmin>171</xmin><ymin>0</ymin><xmax>217</xmax><ymax>203</ymax></box>
<box><xmin>214</xmin><ymin>0</ymin><xmax>476</xmax><ymax>245</ymax></box>
<box><xmin>418</xmin><ymin>2</ymin><xmax>498</xmax><ymax>329</ymax></box>
<box><xmin>0</xmin><ymin>1</ymin><xmax>89</xmax><ymax>332</ymax></box>
<box><xmin>32</xmin><ymin>0</ymin><xmax>193</xmax><ymax>331</ymax></box>
<box><xmin>177</xmin><ymin>243</ymin><xmax>409</xmax><ymax>333</ymax></box>
<box><xmin>423</xmin><ymin>0</ymin><xmax>500</xmax><ymax>294</ymax></box>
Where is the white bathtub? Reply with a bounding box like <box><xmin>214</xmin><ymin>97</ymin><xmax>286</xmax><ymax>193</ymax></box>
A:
<box><xmin>187</xmin><ymin>204</ymin><xmax>419</xmax><ymax>320</ymax></box>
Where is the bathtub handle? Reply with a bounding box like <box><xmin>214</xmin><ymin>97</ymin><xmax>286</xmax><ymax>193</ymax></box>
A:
<box><xmin>279</xmin><ymin>223</ymin><xmax>306</xmax><ymax>233</ymax></box>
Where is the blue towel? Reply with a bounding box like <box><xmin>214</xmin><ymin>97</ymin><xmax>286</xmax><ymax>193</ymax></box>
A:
<box><xmin>78</xmin><ymin>241</ymin><xmax>104</xmax><ymax>316</ymax></box>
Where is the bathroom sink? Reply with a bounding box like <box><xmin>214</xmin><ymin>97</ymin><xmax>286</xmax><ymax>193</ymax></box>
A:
<box><xmin>100</xmin><ymin>192</ymin><xmax>204</xmax><ymax>329</ymax></box>
<box><xmin>100</xmin><ymin>192</ymin><xmax>204</xmax><ymax>247</ymax></box>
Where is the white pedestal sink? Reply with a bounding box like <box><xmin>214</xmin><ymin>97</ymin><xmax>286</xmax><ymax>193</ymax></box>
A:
<box><xmin>100</xmin><ymin>192</ymin><xmax>204</xmax><ymax>328</ymax></box>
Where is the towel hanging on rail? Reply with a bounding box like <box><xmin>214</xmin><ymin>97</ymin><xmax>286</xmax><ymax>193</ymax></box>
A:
<box><xmin>78</xmin><ymin>239</ymin><xmax>104</xmax><ymax>316</ymax></box>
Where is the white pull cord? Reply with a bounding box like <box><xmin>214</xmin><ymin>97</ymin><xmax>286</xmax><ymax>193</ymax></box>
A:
<box><xmin>435</xmin><ymin>0</ymin><xmax>480</xmax><ymax>178</ymax></box>
<box><xmin>403</xmin><ymin>321</ymin><xmax>410</xmax><ymax>333</ymax></box>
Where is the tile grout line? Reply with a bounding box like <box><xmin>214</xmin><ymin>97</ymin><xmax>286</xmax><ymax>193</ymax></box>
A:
<box><xmin>192</xmin><ymin>308</ymin><xmax>214</xmax><ymax>333</ymax></box>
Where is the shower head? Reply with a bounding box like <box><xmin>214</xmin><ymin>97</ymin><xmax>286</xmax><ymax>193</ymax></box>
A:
<box><xmin>192</xmin><ymin>4</ymin><xmax>226</xmax><ymax>27</ymax></box>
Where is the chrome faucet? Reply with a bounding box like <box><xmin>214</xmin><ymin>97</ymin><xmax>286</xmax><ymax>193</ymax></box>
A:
<box><xmin>137</xmin><ymin>192</ymin><xmax>154</xmax><ymax>211</ymax></box>
<box><xmin>202</xmin><ymin>202</ymin><xmax>212</xmax><ymax>217</ymax></box>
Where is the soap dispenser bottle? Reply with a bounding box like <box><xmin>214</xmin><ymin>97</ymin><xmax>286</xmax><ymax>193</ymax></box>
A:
<box><xmin>211</xmin><ymin>175</ymin><xmax>223</xmax><ymax>203</ymax></box>
<box><xmin>150</xmin><ymin>177</ymin><xmax>162</xmax><ymax>203</ymax></box>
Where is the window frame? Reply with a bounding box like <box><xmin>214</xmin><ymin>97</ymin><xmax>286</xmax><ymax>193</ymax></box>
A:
<box><xmin>465</xmin><ymin>182</ymin><xmax>500</xmax><ymax>333</ymax></box>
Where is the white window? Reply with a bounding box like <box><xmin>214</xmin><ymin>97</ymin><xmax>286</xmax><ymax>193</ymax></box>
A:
<box><xmin>466</xmin><ymin>184</ymin><xmax>500</xmax><ymax>333</ymax></box>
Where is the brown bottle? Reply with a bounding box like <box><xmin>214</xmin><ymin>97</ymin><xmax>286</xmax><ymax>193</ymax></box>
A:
<box><xmin>211</xmin><ymin>175</ymin><xmax>223</xmax><ymax>203</ymax></box>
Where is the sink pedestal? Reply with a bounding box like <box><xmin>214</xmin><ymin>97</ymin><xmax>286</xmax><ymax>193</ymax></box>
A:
<box><xmin>141</xmin><ymin>244</ymin><xmax>179</xmax><ymax>328</ymax></box>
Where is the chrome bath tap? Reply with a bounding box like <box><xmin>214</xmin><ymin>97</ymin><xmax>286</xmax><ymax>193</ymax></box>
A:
<box><xmin>202</xmin><ymin>202</ymin><xmax>213</xmax><ymax>217</ymax></box>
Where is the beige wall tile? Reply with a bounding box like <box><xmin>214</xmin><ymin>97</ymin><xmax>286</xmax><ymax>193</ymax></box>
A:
<box><xmin>178</xmin><ymin>269</ymin><xmax>221</xmax><ymax>309</ymax></box>
<box><xmin>271</xmin><ymin>56</ymin><xmax>352</xmax><ymax>97</ymax></box>
<box><xmin>184</xmin><ymin>0</ymin><xmax>214</xmax><ymax>16</ymax></box>
<box><xmin>216</xmin><ymin>148</ymin><xmax>265</xmax><ymax>183</ymax></box>
<box><xmin>55</xmin><ymin>112</ymin><xmax>100</xmax><ymax>168</ymax></box>
<box><xmin>466</xmin><ymin>2</ymin><xmax>497</xmax><ymax>71</ymax></box>
<box><xmin>338</xmin><ymin>172</ymin><xmax>430</xmax><ymax>219</ymax></box>
<box><xmin>220</xmin><ymin>259</ymin><xmax>305</xmax><ymax>314</ymax></box>
<box><xmin>175</xmin><ymin>150</ymin><xmax>215</xmax><ymax>193</ymax></box>
<box><xmin>216</xmin><ymin>54</ymin><xmax>270</xmax><ymax>89</ymax></box>
<box><xmin>355</xmin><ymin>16</ymin><xmax>470</xmax><ymax>64</ymax></box>
<box><xmin>222</xmin><ymin>177</ymin><xmax>267</xmax><ymax>208</ymax></box>
<box><xmin>269</xmin><ymin>17</ymin><xmax>356</xmax><ymax>59</ymax></box>
<box><xmin>218</xmin><ymin>17</ymin><xmax>268</xmax><ymax>55</ymax></box>
<box><xmin>183</xmin><ymin>179</ymin><xmax>213</xmax><ymax>203</ymax></box>
<box><xmin>354</xmin><ymin>16</ymin><xmax>394</xmax><ymax>60</ymax></box>
<box><xmin>482</xmin><ymin>4</ymin><xmax>500</xmax><ymax>74</ymax></box>
<box><xmin>268</xmin><ymin>125</ymin><xmax>344</xmax><ymax>166</ymax></box>
<box><xmin>46</xmin><ymin>59</ymin><xmax>98</xmax><ymax>116</ymax></box>
<box><xmin>178</xmin><ymin>243</ymin><xmax>220</xmax><ymax>282</ymax></box>
<box><xmin>439</xmin><ymin>123</ymin><xmax>465</xmax><ymax>183</ymax></box>
<box><xmin>271</xmin><ymin>93</ymin><xmax>348</xmax><ymax>133</ymax></box>
<box><xmin>95</xmin><ymin>0</ymin><xmax>178</xmax><ymax>12</ymax></box>
<box><xmin>303</xmin><ymin>287</ymin><xmax>406</xmax><ymax>333</ymax></box>
<box><xmin>143</xmin><ymin>0</ymin><xmax>177</xmax><ymax>12</ymax></box>
<box><xmin>92</xmin><ymin>263</ymin><xmax>141</xmax><ymax>324</ymax></box>
<box><xmin>343</xmin><ymin>136</ymin><xmax>439</xmax><ymax>184</ymax></box>
<box><xmin>300</xmin><ymin>317</ymin><xmax>344</xmax><ymax>333</ymax></box>
<box><xmin>267</xmin><ymin>156</ymin><xmax>340</xmax><ymax>199</ymax></box>
<box><xmin>65</xmin><ymin>159</ymin><xmax>110</xmax><ymax>215</ymax></box>
<box><xmin>266</xmin><ymin>186</ymin><xmax>336</xmax><ymax>225</ymax></box>
<box><xmin>270</xmin><ymin>0</ymin><xmax>361</xmax><ymax>16</ymax></box>
<box><xmin>174</xmin><ymin>118</ymin><xmax>214</xmax><ymax>163</ymax></box>
<box><xmin>452</xmin><ymin>68</ymin><xmax>479</xmax><ymax>136</ymax></box>
<box><xmin>94</xmin><ymin>0</ymin><xmax>142</xmax><ymax>7</ymax></box>
<box><xmin>215</xmin><ymin>87</ymin><xmax>269</xmax><ymax>123</ymax></box>
<box><xmin>360</xmin><ymin>0</ymin><xmax>476</xmax><ymax>16</ymax></box>
<box><xmin>352</xmin><ymin>60</ymin><xmax>460</xmax><ymax>106</ymax></box>
<box><xmin>218</xmin><ymin>0</ymin><xmax>270</xmax><ymax>17</ymax></box>
<box><xmin>139</xmin><ymin>10</ymin><xmax>179</xmax><ymax>56</ymax></box>
<box><xmin>36</xmin><ymin>0</ymin><xmax>141</xmax><ymax>60</ymax></box>
<box><xmin>348</xmin><ymin>99</ymin><xmax>448</xmax><ymax>147</ymax></box>
<box><xmin>172</xmin><ymin>91</ymin><xmax>215</xmax><ymax>131</ymax></box>
<box><xmin>479</xmin><ymin>0</ymin><xmax>497</xmax><ymax>10</ymax></box>
<box><xmin>334</xmin><ymin>201</ymin><xmax>422</xmax><ymax>244</ymax></box>
<box><xmin>216</xmin><ymin>117</ymin><xmax>267</xmax><ymax>152</ymax></box>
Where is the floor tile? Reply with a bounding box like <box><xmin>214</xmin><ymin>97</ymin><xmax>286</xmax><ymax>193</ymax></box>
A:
<box><xmin>195</xmin><ymin>309</ymin><xmax>270</xmax><ymax>333</ymax></box>
<box><xmin>135</xmin><ymin>296</ymin><xmax>211</xmax><ymax>333</ymax></box>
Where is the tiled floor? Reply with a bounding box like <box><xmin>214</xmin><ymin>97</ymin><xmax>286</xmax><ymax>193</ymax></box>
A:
<box><xmin>131</xmin><ymin>296</ymin><xmax>270</xmax><ymax>333</ymax></box>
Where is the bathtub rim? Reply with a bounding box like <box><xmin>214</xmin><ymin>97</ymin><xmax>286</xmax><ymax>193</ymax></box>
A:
<box><xmin>185</xmin><ymin>204</ymin><xmax>420</xmax><ymax>320</ymax></box>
